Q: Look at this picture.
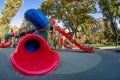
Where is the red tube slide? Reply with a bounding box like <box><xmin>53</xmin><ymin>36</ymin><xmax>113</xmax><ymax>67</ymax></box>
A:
<box><xmin>10</xmin><ymin>34</ymin><xmax>59</xmax><ymax>76</ymax></box>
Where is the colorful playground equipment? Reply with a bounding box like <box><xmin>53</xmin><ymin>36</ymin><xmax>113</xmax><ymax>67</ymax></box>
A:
<box><xmin>55</xmin><ymin>26</ymin><xmax>94</xmax><ymax>53</ymax></box>
<box><xmin>10</xmin><ymin>34</ymin><xmax>59</xmax><ymax>76</ymax></box>
<box><xmin>63</xmin><ymin>44</ymin><xmax>72</xmax><ymax>50</ymax></box>
<box><xmin>49</xmin><ymin>18</ymin><xmax>94</xmax><ymax>53</ymax></box>
<box><xmin>10</xmin><ymin>9</ymin><xmax>59</xmax><ymax>76</ymax></box>
<box><xmin>0</xmin><ymin>31</ymin><xmax>15</xmax><ymax>48</ymax></box>
<box><xmin>0</xmin><ymin>42</ymin><xmax>12</xmax><ymax>48</ymax></box>
<box><xmin>9</xmin><ymin>8</ymin><xmax>94</xmax><ymax>76</ymax></box>
<box><xmin>25</xmin><ymin>9</ymin><xmax>50</xmax><ymax>41</ymax></box>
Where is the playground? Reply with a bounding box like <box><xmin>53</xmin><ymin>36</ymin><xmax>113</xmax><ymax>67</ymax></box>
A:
<box><xmin>0</xmin><ymin>0</ymin><xmax>120</xmax><ymax>80</ymax></box>
<box><xmin>0</xmin><ymin>48</ymin><xmax>120</xmax><ymax>80</ymax></box>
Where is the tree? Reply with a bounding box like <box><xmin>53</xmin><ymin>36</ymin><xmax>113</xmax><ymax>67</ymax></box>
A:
<box><xmin>39</xmin><ymin>0</ymin><xmax>97</xmax><ymax>37</ymax></box>
<box><xmin>0</xmin><ymin>0</ymin><xmax>23</xmax><ymax>37</ymax></box>
<box><xmin>98</xmin><ymin>0</ymin><xmax>120</xmax><ymax>46</ymax></box>
<box><xmin>96</xmin><ymin>18</ymin><xmax>114</xmax><ymax>43</ymax></box>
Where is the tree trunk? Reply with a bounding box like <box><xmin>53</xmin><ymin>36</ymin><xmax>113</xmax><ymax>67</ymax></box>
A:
<box><xmin>111</xmin><ymin>22</ymin><xmax>118</xmax><ymax>47</ymax></box>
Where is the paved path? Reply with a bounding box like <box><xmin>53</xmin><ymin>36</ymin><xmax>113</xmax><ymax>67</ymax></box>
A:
<box><xmin>0</xmin><ymin>48</ymin><xmax>120</xmax><ymax>80</ymax></box>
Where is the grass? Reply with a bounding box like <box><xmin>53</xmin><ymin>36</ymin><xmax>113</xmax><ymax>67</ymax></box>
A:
<box><xmin>82</xmin><ymin>42</ymin><xmax>120</xmax><ymax>48</ymax></box>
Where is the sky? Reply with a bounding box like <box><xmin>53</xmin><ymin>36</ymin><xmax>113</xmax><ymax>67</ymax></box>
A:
<box><xmin>0</xmin><ymin>0</ymin><xmax>119</xmax><ymax>28</ymax></box>
<box><xmin>0</xmin><ymin>0</ymin><xmax>45</xmax><ymax>27</ymax></box>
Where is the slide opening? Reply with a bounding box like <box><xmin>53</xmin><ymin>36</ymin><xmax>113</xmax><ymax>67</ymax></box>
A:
<box><xmin>24</xmin><ymin>39</ymin><xmax>40</xmax><ymax>52</ymax></box>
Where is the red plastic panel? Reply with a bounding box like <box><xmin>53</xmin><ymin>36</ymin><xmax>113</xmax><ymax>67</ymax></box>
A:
<box><xmin>55</xmin><ymin>26</ymin><xmax>94</xmax><ymax>53</ymax></box>
<box><xmin>64</xmin><ymin>44</ymin><xmax>72</xmax><ymax>49</ymax></box>
<box><xmin>11</xmin><ymin>32</ymin><xmax>15</xmax><ymax>37</ymax></box>
<box><xmin>0</xmin><ymin>42</ymin><xmax>12</xmax><ymax>48</ymax></box>
<box><xmin>10</xmin><ymin>34</ymin><xmax>59</xmax><ymax>76</ymax></box>
<box><xmin>50</xmin><ymin>18</ymin><xmax>56</xmax><ymax>27</ymax></box>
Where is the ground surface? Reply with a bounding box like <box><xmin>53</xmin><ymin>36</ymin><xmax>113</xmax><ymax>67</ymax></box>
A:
<box><xmin>0</xmin><ymin>48</ymin><xmax>120</xmax><ymax>80</ymax></box>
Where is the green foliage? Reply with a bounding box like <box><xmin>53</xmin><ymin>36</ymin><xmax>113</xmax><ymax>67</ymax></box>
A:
<box><xmin>0</xmin><ymin>0</ymin><xmax>23</xmax><ymax>37</ymax></box>
<box><xmin>39</xmin><ymin>0</ymin><xmax>97</xmax><ymax>37</ymax></box>
<box><xmin>98</xmin><ymin>0</ymin><xmax>120</xmax><ymax>45</ymax></box>
<box><xmin>98</xmin><ymin>0</ymin><xmax>119</xmax><ymax>35</ymax></box>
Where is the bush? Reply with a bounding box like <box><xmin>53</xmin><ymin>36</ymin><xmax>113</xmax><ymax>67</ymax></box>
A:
<box><xmin>104</xmin><ymin>42</ymin><xmax>114</xmax><ymax>46</ymax></box>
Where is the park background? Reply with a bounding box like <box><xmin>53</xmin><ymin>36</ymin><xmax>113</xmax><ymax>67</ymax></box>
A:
<box><xmin>0</xmin><ymin>0</ymin><xmax>120</xmax><ymax>49</ymax></box>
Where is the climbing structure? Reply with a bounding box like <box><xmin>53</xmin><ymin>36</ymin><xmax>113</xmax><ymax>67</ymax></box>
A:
<box><xmin>49</xmin><ymin>18</ymin><xmax>94</xmax><ymax>53</ymax></box>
